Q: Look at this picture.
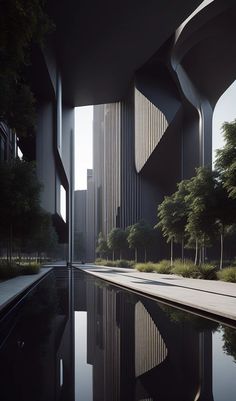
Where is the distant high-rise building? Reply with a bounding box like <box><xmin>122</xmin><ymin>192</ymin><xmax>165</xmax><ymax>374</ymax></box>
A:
<box><xmin>74</xmin><ymin>190</ymin><xmax>86</xmax><ymax>261</ymax></box>
<box><xmin>86</xmin><ymin>169</ymin><xmax>95</xmax><ymax>262</ymax></box>
<box><xmin>91</xmin><ymin>89</ymin><xmax>166</xmax><ymax>257</ymax></box>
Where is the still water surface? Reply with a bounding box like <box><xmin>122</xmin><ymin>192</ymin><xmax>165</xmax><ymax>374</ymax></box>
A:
<box><xmin>0</xmin><ymin>268</ymin><xmax>236</xmax><ymax>401</ymax></box>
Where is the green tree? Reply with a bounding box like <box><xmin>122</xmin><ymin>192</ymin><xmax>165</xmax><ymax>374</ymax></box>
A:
<box><xmin>186</xmin><ymin>168</ymin><xmax>217</xmax><ymax>265</ymax></box>
<box><xmin>96</xmin><ymin>232</ymin><xmax>109</xmax><ymax>259</ymax></box>
<box><xmin>107</xmin><ymin>228</ymin><xmax>128</xmax><ymax>260</ymax></box>
<box><xmin>215</xmin><ymin>120</ymin><xmax>236</xmax><ymax>199</ymax></box>
<box><xmin>27</xmin><ymin>211</ymin><xmax>58</xmax><ymax>259</ymax></box>
<box><xmin>0</xmin><ymin>0</ymin><xmax>53</xmax><ymax>136</ymax></box>
<box><xmin>186</xmin><ymin>167</ymin><xmax>236</xmax><ymax>268</ymax></box>
<box><xmin>127</xmin><ymin>220</ymin><xmax>153</xmax><ymax>262</ymax></box>
<box><xmin>222</xmin><ymin>327</ymin><xmax>236</xmax><ymax>363</ymax></box>
<box><xmin>213</xmin><ymin>180</ymin><xmax>236</xmax><ymax>269</ymax></box>
<box><xmin>0</xmin><ymin>159</ymin><xmax>42</xmax><ymax>261</ymax></box>
<box><xmin>157</xmin><ymin>180</ymin><xmax>190</xmax><ymax>264</ymax></box>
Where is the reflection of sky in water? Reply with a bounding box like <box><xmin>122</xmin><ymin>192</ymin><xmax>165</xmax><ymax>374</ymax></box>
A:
<box><xmin>213</xmin><ymin>329</ymin><xmax>236</xmax><ymax>401</ymax></box>
<box><xmin>74</xmin><ymin>312</ymin><xmax>93</xmax><ymax>401</ymax></box>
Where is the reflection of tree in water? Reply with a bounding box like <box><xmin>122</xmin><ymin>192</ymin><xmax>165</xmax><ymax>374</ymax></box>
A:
<box><xmin>222</xmin><ymin>326</ymin><xmax>236</xmax><ymax>362</ymax></box>
<box><xmin>159</xmin><ymin>304</ymin><xmax>219</xmax><ymax>332</ymax></box>
<box><xmin>160</xmin><ymin>304</ymin><xmax>219</xmax><ymax>332</ymax></box>
<box><xmin>20</xmin><ymin>273</ymin><xmax>59</xmax><ymax>338</ymax></box>
<box><xmin>0</xmin><ymin>271</ymin><xmax>66</xmax><ymax>401</ymax></box>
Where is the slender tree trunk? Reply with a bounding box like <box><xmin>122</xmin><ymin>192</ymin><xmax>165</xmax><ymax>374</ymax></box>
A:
<box><xmin>201</xmin><ymin>246</ymin><xmax>204</xmax><ymax>265</ymax></box>
<box><xmin>170</xmin><ymin>238</ymin><xmax>173</xmax><ymax>266</ymax></box>
<box><xmin>120</xmin><ymin>250</ymin><xmax>122</xmax><ymax>260</ymax></box>
<box><xmin>9</xmin><ymin>224</ymin><xmax>13</xmax><ymax>264</ymax></box>
<box><xmin>181</xmin><ymin>237</ymin><xmax>184</xmax><ymax>262</ymax></box>
<box><xmin>194</xmin><ymin>239</ymin><xmax>198</xmax><ymax>265</ymax></box>
<box><xmin>199</xmin><ymin>247</ymin><xmax>202</xmax><ymax>266</ymax></box>
<box><xmin>112</xmin><ymin>250</ymin><xmax>114</xmax><ymax>261</ymax></box>
<box><xmin>202</xmin><ymin>236</ymin><xmax>205</xmax><ymax>265</ymax></box>
<box><xmin>220</xmin><ymin>232</ymin><xmax>224</xmax><ymax>270</ymax></box>
<box><xmin>135</xmin><ymin>248</ymin><xmax>137</xmax><ymax>263</ymax></box>
<box><xmin>6</xmin><ymin>238</ymin><xmax>9</xmax><ymax>262</ymax></box>
<box><xmin>144</xmin><ymin>248</ymin><xmax>147</xmax><ymax>263</ymax></box>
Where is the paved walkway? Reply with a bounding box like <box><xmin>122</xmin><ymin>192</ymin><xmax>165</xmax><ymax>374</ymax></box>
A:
<box><xmin>74</xmin><ymin>264</ymin><xmax>236</xmax><ymax>322</ymax></box>
<box><xmin>0</xmin><ymin>267</ymin><xmax>52</xmax><ymax>312</ymax></box>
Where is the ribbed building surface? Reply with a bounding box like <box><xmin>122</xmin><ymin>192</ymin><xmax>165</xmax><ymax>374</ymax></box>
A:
<box><xmin>93</xmin><ymin>103</ymin><xmax>122</xmax><ymax>238</ymax></box>
<box><xmin>86</xmin><ymin>169</ymin><xmax>95</xmax><ymax>261</ymax></box>
<box><xmin>135</xmin><ymin>88</ymin><xmax>168</xmax><ymax>172</ymax></box>
<box><xmin>92</xmin><ymin>87</ymin><xmax>165</xmax><ymax>259</ymax></box>
<box><xmin>92</xmin><ymin>88</ymin><xmax>164</xmax><ymax>252</ymax></box>
<box><xmin>135</xmin><ymin>301</ymin><xmax>168</xmax><ymax>378</ymax></box>
<box><xmin>0</xmin><ymin>122</ymin><xmax>17</xmax><ymax>162</ymax></box>
<box><xmin>74</xmin><ymin>190</ymin><xmax>86</xmax><ymax>261</ymax></box>
<box><xmin>119</xmin><ymin>90</ymin><xmax>143</xmax><ymax>229</ymax></box>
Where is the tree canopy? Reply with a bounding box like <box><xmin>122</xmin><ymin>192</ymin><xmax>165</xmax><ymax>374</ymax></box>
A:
<box><xmin>96</xmin><ymin>232</ymin><xmax>109</xmax><ymax>258</ymax></box>
<box><xmin>0</xmin><ymin>0</ymin><xmax>53</xmax><ymax>136</ymax></box>
<box><xmin>127</xmin><ymin>220</ymin><xmax>154</xmax><ymax>261</ymax></box>
<box><xmin>0</xmin><ymin>159</ymin><xmax>42</xmax><ymax>258</ymax></box>
<box><xmin>157</xmin><ymin>180</ymin><xmax>190</xmax><ymax>245</ymax></box>
<box><xmin>215</xmin><ymin>120</ymin><xmax>236</xmax><ymax>199</ymax></box>
<box><xmin>107</xmin><ymin>228</ymin><xmax>128</xmax><ymax>259</ymax></box>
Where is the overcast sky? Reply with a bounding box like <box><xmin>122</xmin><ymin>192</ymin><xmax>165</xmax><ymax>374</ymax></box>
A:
<box><xmin>74</xmin><ymin>106</ymin><xmax>93</xmax><ymax>190</ymax></box>
<box><xmin>74</xmin><ymin>80</ymin><xmax>236</xmax><ymax>190</ymax></box>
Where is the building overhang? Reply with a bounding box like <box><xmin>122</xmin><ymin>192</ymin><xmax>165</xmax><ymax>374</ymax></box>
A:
<box><xmin>45</xmin><ymin>0</ymin><xmax>202</xmax><ymax>106</ymax></box>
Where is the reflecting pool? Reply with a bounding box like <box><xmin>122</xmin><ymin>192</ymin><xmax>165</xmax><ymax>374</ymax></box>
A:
<box><xmin>0</xmin><ymin>267</ymin><xmax>236</xmax><ymax>401</ymax></box>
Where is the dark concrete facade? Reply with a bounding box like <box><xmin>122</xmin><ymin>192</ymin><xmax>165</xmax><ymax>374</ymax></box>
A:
<box><xmin>75</xmin><ymin>271</ymin><xmax>215</xmax><ymax>401</ymax></box>
<box><xmin>18</xmin><ymin>44</ymin><xmax>75</xmax><ymax>245</ymax></box>
<box><xmin>11</xmin><ymin>0</ymin><xmax>236</xmax><ymax>255</ymax></box>
<box><xmin>88</xmin><ymin>0</ymin><xmax>236</xmax><ymax>259</ymax></box>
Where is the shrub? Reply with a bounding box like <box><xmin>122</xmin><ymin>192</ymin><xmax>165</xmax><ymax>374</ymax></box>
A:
<box><xmin>154</xmin><ymin>260</ymin><xmax>172</xmax><ymax>274</ymax></box>
<box><xmin>95</xmin><ymin>259</ymin><xmax>110</xmax><ymax>266</ymax></box>
<box><xmin>116</xmin><ymin>259</ymin><xmax>134</xmax><ymax>268</ymax></box>
<box><xmin>0</xmin><ymin>260</ymin><xmax>41</xmax><ymax>280</ymax></box>
<box><xmin>0</xmin><ymin>260</ymin><xmax>19</xmax><ymax>280</ymax></box>
<box><xmin>19</xmin><ymin>262</ymin><xmax>40</xmax><ymax>275</ymax></box>
<box><xmin>171</xmin><ymin>259</ymin><xmax>198</xmax><ymax>278</ymax></box>
<box><xmin>217</xmin><ymin>267</ymin><xmax>236</xmax><ymax>283</ymax></box>
<box><xmin>100</xmin><ymin>260</ymin><xmax>115</xmax><ymax>267</ymax></box>
<box><xmin>136</xmin><ymin>262</ymin><xmax>156</xmax><ymax>272</ymax></box>
<box><xmin>197</xmin><ymin>263</ymin><xmax>217</xmax><ymax>280</ymax></box>
<box><xmin>95</xmin><ymin>259</ymin><xmax>135</xmax><ymax>268</ymax></box>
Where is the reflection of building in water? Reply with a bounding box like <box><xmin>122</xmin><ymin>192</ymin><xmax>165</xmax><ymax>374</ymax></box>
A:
<box><xmin>135</xmin><ymin>301</ymin><xmax>167</xmax><ymax>377</ymax></box>
<box><xmin>75</xmin><ymin>272</ymin><xmax>214</xmax><ymax>401</ymax></box>
<box><xmin>0</xmin><ymin>269</ymin><xmax>74</xmax><ymax>401</ymax></box>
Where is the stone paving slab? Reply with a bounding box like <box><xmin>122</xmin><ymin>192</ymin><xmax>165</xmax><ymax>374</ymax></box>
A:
<box><xmin>0</xmin><ymin>267</ymin><xmax>52</xmax><ymax>312</ymax></box>
<box><xmin>75</xmin><ymin>264</ymin><xmax>236</xmax><ymax>321</ymax></box>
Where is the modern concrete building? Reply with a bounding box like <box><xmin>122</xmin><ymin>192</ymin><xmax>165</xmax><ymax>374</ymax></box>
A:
<box><xmin>3</xmin><ymin>0</ymin><xmax>236</xmax><ymax>258</ymax></box>
<box><xmin>86</xmin><ymin>169</ymin><xmax>96</xmax><ymax>262</ymax></box>
<box><xmin>76</xmin><ymin>274</ymin><xmax>214</xmax><ymax>401</ymax></box>
<box><xmin>74</xmin><ymin>190</ymin><xmax>86</xmax><ymax>261</ymax></box>
<box><xmin>0</xmin><ymin>122</ymin><xmax>17</xmax><ymax>162</ymax></box>
<box><xmin>18</xmin><ymin>45</ymin><xmax>75</xmax><ymax>248</ymax></box>
<box><xmin>88</xmin><ymin>0</ymin><xmax>236</xmax><ymax>258</ymax></box>
<box><xmin>92</xmin><ymin>90</ymin><xmax>166</xmax><ymax>242</ymax></box>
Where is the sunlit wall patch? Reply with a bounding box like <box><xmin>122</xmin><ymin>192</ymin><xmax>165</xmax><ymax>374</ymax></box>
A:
<box><xmin>60</xmin><ymin>184</ymin><xmax>67</xmax><ymax>222</ymax></box>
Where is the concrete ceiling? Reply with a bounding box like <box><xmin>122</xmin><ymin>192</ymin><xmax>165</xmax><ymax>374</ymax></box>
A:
<box><xmin>47</xmin><ymin>0</ymin><xmax>202</xmax><ymax>106</ymax></box>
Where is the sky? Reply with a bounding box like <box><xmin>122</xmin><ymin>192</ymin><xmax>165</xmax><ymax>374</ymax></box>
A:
<box><xmin>74</xmin><ymin>106</ymin><xmax>93</xmax><ymax>190</ymax></box>
<box><xmin>74</xmin><ymin>80</ymin><xmax>236</xmax><ymax>190</ymax></box>
<box><xmin>213</xmin><ymin>80</ymin><xmax>236</xmax><ymax>164</ymax></box>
